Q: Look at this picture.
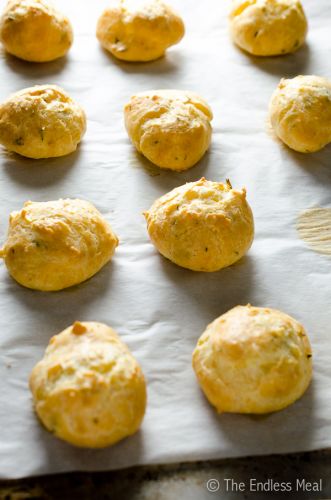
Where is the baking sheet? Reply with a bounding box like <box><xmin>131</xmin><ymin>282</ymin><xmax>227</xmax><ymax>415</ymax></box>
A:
<box><xmin>0</xmin><ymin>0</ymin><xmax>331</xmax><ymax>480</ymax></box>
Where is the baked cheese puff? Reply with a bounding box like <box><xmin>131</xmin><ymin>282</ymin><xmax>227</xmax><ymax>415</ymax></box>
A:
<box><xmin>0</xmin><ymin>199</ymin><xmax>118</xmax><ymax>291</ymax></box>
<box><xmin>124</xmin><ymin>90</ymin><xmax>213</xmax><ymax>171</ymax></box>
<box><xmin>193</xmin><ymin>305</ymin><xmax>312</xmax><ymax>414</ymax></box>
<box><xmin>0</xmin><ymin>0</ymin><xmax>73</xmax><ymax>62</ymax></box>
<box><xmin>29</xmin><ymin>321</ymin><xmax>147</xmax><ymax>448</ymax></box>
<box><xmin>269</xmin><ymin>75</ymin><xmax>331</xmax><ymax>153</ymax></box>
<box><xmin>144</xmin><ymin>178</ymin><xmax>254</xmax><ymax>272</ymax></box>
<box><xmin>96</xmin><ymin>0</ymin><xmax>184</xmax><ymax>62</ymax></box>
<box><xmin>0</xmin><ymin>85</ymin><xmax>86</xmax><ymax>159</ymax></box>
<box><xmin>229</xmin><ymin>0</ymin><xmax>307</xmax><ymax>57</ymax></box>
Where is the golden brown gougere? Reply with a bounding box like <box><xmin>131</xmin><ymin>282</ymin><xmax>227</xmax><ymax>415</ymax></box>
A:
<box><xmin>193</xmin><ymin>305</ymin><xmax>313</xmax><ymax>414</ymax></box>
<box><xmin>0</xmin><ymin>0</ymin><xmax>73</xmax><ymax>62</ymax></box>
<box><xmin>30</xmin><ymin>321</ymin><xmax>147</xmax><ymax>448</ymax></box>
<box><xmin>269</xmin><ymin>75</ymin><xmax>331</xmax><ymax>153</ymax></box>
<box><xmin>0</xmin><ymin>85</ymin><xmax>86</xmax><ymax>159</ymax></box>
<box><xmin>0</xmin><ymin>199</ymin><xmax>118</xmax><ymax>291</ymax></box>
<box><xmin>229</xmin><ymin>0</ymin><xmax>307</xmax><ymax>57</ymax></box>
<box><xmin>96</xmin><ymin>0</ymin><xmax>184</xmax><ymax>62</ymax></box>
<box><xmin>124</xmin><ymin>90</ymin><xmax>213</xmax><ymax>171</ymax></box>
<box><xmin>144</xmin><ymin>178</ymin><xmax>254</xmax><ymax>271</ymax></box>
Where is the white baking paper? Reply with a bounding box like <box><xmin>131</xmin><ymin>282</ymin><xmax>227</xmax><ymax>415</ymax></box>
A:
<box><xmin>0</xmin><ymin>0</ymin><xmax>330</xmax><ymax>479</ymax></box>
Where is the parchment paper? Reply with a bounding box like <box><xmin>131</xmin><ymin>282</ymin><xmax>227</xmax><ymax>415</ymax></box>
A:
<box><xmin>0</xmin><ymin>0</ymin><xmax>330</xmax><ymax>480</ymax></box>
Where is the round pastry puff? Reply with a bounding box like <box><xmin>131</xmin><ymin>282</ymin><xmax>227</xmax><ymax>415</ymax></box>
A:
<box><xmin>193</xmin><ymin>305</ymin><xmax>313</xmax><ymax>414</ymax></box>
<box><xmin>0</xmin><ymin>199</ymin><xmax>119</xmax><ymax>291</ymax></box>
<box><xmin>29</xmin><ymin>321</ymin><xmax>147</xmax><ymax>448</ymax></box>
<box><xmin>269</xmin><ymin>75</ymin><xmax>331</xmax><ymax>153</ymax></box>
<box><xmin>124</xmin><ymin>90</ymin><xmax>213</xmax><ymax>171</ymax></box>
<box><xmin>0</xmin><ymin>85</ymin><xmax>86</xmax><ymax>159</ymax></box>
<box><xmin>144</xmin><ymin>178</ymin><xmax>254</xmax><ymax>271</ymax></box>
<box><xmin>96</xmin><ymin>0</ymin><xmax>184</xmax><ymax>62</ymax></box>
<box><xmin>0</xmin><ymin>0</ymin><xmax>73</xmax><ymax>63</ymax></box>
<box><xmin>229</xmin><ymin>0</ymin><xmax>307</xmax><ymax>57</ymax></box>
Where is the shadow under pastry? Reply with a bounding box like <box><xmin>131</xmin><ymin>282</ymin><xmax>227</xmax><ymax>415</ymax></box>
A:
<box><xmin>3</xmin><ymin>259</ymin><xmax>117</xmax><ymax>332</ymax></box>
<box><xmin>2</xmin><ymin>50</ymin><xmax>70</xmax><ymax>78</ymax></box>
<box><xmin>284</xmin><ymin>143</ymin><xmax>331</xmax><ymax>187</ymax></box>
<box><xmin>2</xmin><ymin>146</ymin><xmax>83</xmax><ymax>188</ymax></box>
<box><xmin>98</xmin><ymin>45</ymin><xmax>183</xmax><ymax>76</ymax></box>
<box><xmin>31</xmin><ymin>409</ymin><xmax>146</xmax><ymax>477</ymax></box>
<box><xmin>128</xmin><ymin>146</ymin><xmax>213</xmax><ymax>191</ymax></box>
<box><xmin>198</xmin><ymin>370</ymin><xmax>315</xmax><ymax>460</ymax></box>
<box><xmin>158</xmin><ymin>253</ymin><xmax>255</xmax><ymax>323</ymax></box>
<box><xmin>245</xmin><ymin>43</ymin><xmax>311</xmax><ymax>78</ymax></box>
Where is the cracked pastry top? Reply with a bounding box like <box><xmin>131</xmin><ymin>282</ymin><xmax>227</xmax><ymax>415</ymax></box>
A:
<box><xmin>30</xmin><ymin>321</ymin><xmax>147</xmax><ymax>448</ymax></box>
<box><xmin>0</xmin><ymin>0</ymin><xmax>73</xmax><ymax>62</ymax></box>
<box><xmin>193</xmin><ymin>305</ymin><xmax>313</xmax><ymax>414</ymax></box>
<box><xmin>269</xmin><ymin>75</ymin><xmax>331</xmax><ymax>153</ymax></box>
<box><xmin>96</xmin><ymin>0</ymin><xmax>184</xmax><ymax>62</ymax></box>
<box><xmin>124</xmin><ymin>90</ymin><xmax>213</xmax><ymax>171</ymax></box>
<box><xmin>0</xmin><ymin>199</ymin><xmax>118</xmax><ymax>291</ymax></box>
<box><xmin>144</xmin><ymin>178</ymin><xmax>254</xmax><ymax>272</ymax></box>
<box><xmin>0</xmin><ymin>85</ymin><xmax>86</xmax><ymax>159</ymax></box>
<box><xmin>229</xmin><ymin>0</ymin><xmax>307</xmax><ymax>57</ymax></box>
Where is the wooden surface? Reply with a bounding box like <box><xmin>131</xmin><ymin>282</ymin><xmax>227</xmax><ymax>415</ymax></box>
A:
<box><xmin>1</xmin><ymin>450</ymin><xmax>331</xmax><ymax>499</ymax></box>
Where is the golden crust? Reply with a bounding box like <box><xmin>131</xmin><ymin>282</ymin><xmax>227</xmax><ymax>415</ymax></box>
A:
<box><xmin>0</xmin><ymin>85</ymin><xmax>86</xmax><ymax>159</ymax></box>
<box><xmin>269</xmin><ymin>75</ymin><xmax>331</xmax><ymax>153</ymax></box>
<box><xmin>144</xmin><ymin>178</ymin><xmax>254</xmax><ymax>271</ymax></box>
<box><xmin>29</xmin><ymin>321</ymin><xmax>147</xmax><ymax>448</ymax></box>
<box><xmin>229</xmin><ymin>0</ymin><xmax>307</xmax><ymax>57</ymax></box>
<box><xmin>96</xmin><ymin>0</ymin><xmax>184</xmax><ymax>62</ymax></box>
<box><xmin>193</xmin><ymin>305</ymin><xmax>313</xmax><ymax>414</ymax></box>
<box><xmin>124</xmin><ymin>90</ymin><xmax>213</xmax><ymax>170</ymax></box>
<box><xmin>0</xmin><ymin>0</ymin><xmax>73</xmax><ymax>62</ymax></box>
<box><xmin>0</xmin><ymin>199</ymin><xmax>119</xmax><ymax>291</ymax></box>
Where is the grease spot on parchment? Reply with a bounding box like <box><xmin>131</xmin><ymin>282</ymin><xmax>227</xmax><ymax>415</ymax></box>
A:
<box><xmin>297</xmin><ymin>208</ymin><xmax>331</xmax><ymax>256</ymax></box>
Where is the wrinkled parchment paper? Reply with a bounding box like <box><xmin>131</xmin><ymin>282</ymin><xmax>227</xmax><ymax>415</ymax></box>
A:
<box><xmin>0</xmin><ymin>0</ymin><xmax>330</xmax><ymax>479</ymax></box>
